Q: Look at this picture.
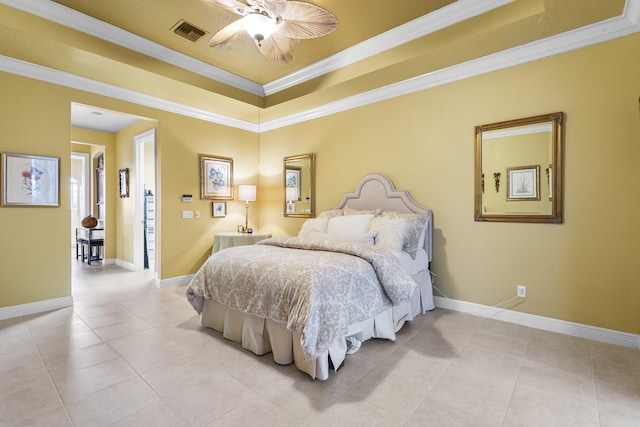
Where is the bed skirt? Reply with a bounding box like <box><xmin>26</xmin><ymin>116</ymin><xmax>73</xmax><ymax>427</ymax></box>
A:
<box><xmin>199</xmin><ymin>270</ymin><xmax>434</xmax><ymax>380</ymax></box>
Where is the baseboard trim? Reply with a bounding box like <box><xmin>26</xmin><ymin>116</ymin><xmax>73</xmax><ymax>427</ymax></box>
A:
<box><xmin>115</xmin><ymin>258</ymin><xmax>136</xmax><ymax>270</ymax></box>
<box><xmin>0</xmin><ymin>296</ymin><xmax>73</xmax><ymax>321</ymax></box>
<box><xmin>158</xmin><ymin>274</ymin><xmax>194</xmax><ymax>288</ymax></box>
<box><xmin>434</xmin><ymin>296</ymin><xmax>640</xmax><ymax>350</ymax></box>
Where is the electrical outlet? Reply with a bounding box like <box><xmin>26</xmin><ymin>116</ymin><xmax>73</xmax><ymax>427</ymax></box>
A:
<box><xmin>195</xmin><ymin>210</ymin><xmax>200</xmax><ymax>219</ymax></box>
<box><xmin>517</xmin><ymin>285</ymin><xmax>527</xmax><ymax>298</ymax></box>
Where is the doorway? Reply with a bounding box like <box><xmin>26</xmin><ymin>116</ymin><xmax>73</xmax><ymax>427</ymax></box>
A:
<box><xmin>134</xmin><ymin>129</ymin><xmax>156</xmax><ymax>274</ymax></box>
<box><xmin>70</xmin><ymin>152</ymin><xmax>90</xmax><ymax>246</ymax></box>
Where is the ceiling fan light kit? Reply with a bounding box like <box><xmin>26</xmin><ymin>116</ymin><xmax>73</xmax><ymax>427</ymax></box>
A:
<box><xmin>243</xmin><ymin>12</ymin><xmax>279</xmax><ymax>45</ymax></box>
<box><xmin>204</xmin><ymin>0</ymin><xmax>338</xmax><ymax>63</ymax></box>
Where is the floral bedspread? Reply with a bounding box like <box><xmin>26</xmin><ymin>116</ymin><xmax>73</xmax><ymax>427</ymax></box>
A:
<box><xmin>185</xmin><ymin>237</ymin><xmax>417</xmax><ymax>360</ymax></box>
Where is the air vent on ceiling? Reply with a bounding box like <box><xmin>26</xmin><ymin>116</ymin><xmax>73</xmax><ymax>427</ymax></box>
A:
<box><xmin>172</xmin><ymin>20</ymin><xmax>206</xmax><ymax>42</ymax></box>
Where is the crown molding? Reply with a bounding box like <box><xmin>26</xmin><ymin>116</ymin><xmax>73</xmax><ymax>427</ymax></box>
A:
<box><xmin>262</xmin><ymin>0</ymin><xmax>513</xmax><ymax>95</ymax></box>
<box><xmin>0</xmin><ymin>55</ymin><xmax>259</xmax><ymax>132</ymax></box>
<box><xmin>0</xmin><ymin>0</ymin><xmax>264</xmax><ymax>96</ymax></box>
<box><xmin>260</xmin><ymin>0</ymin><xmax>640</xmax><ymax>131</ymax></box>
<box><xmin>0</xmin><ymin>0</ymin><xmax>510</xmax><ymax>98</ymax></box>
<box><xmin>1</xmin><ymin>1</ymin><xmax>638</xmax><ymax>133</ymax></box>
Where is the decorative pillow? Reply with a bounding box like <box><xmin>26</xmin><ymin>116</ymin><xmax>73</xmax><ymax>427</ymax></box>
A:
<box><xmin>327</xmin><ymin>214</ymin><xmax>374</xmax><ymax>235</ymax></box>
<box><xmin>298</xmin><ymin>217</ymin><xmax>329</xmax><ymax>237</ymax></box>
<box><xmin>318</xmin><ymin>209</ymin><xmax>343</xmax><ymax>218</ymax></box>
<box><xmin>308</xmin><ymin>231</ymin><xmax>376</xmax><ymax>245</ymax></box>
<box><xmin>343</xmin><ymin>206</ymin><xmax>382</xmax><ymax>217</ymax></box>
<box><xmin>382</xmin><ymin>212</ymin><xmax>428</xmax><ymax>259</ymax></box>
<box><xmin>368</xmin><ymin>216</ymin><xmax>407</xmax><ymax>252</ymax></box>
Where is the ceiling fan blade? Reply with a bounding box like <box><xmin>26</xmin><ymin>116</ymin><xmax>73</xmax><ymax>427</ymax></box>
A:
<box><xmin>262</xmin><ymin>0</ymin><xmax>287</xmax><ymax>17</ymax></box>
<box><xmin>202</xmin><ymin>0</ymin><xmax>249</xmax><ymax>15</ymax></box>
<box><xmin>208</xmin><ymin>19</ymin><xmax>244</xmax><ymax>47</ymax></box>
<box><xmin>280</xmin><ymin>1</ymin><xmax>338</xmax><ymax>39</ymax></box>
<box><xmin>255</xmin><ymin>32</ymin><xmax>293</xmax><ymax>64</ymax></box>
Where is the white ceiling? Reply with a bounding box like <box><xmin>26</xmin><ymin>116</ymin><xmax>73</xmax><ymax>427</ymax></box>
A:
<box><xmin>71</xmin><ymin>103</ymin><xmax>146</xmax><ymax>133</ymax></box>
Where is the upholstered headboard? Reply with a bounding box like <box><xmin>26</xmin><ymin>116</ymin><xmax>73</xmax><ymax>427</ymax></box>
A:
<box><xmin>332</xmin><ymin>173</ymin><xmax>433</xmax><ymax>262</ymax></box>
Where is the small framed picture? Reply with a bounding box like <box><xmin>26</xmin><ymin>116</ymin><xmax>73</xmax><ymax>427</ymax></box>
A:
<box><xmin>507</xmin><ymin>165</ymin><xmax>541</xmax><ymax>201</ymax></box>
<box><xmin>285</xmin><ymin>166</ymin><xmax>301</xmax><ymax>201</ymax></box>
<box><xmin>119</xmin><ymin>168</ymin><xmax>129</xmax><ymax>198</ymax></box>
<box><xmin>2</xmin><ymin>153</ymin><xmax>60</xmax><ymax>206</ymax></box>
<box><xmin>212</xmin><ymin>201</ymin><xmax>226</xmax><ymax>217</ymax></box>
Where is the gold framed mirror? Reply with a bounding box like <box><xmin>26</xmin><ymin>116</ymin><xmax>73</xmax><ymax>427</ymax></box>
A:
<box><xmin>475</xmin><ymin>112</ymin><xmax>564</xmax><ymax>223</ymax></box>
<box><xmin>284</xmin><ymin>153</ymin><xmax>315</xmax><ymax>218</ymax></box>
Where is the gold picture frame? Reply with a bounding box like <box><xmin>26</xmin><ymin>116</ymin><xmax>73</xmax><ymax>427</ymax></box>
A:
<box><xmin>200</xmin><ymin>155</ymin><xmax>233</xmax><ymax>200</ymax></box>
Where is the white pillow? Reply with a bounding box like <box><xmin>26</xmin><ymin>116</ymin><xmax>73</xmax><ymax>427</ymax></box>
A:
<box><xmin>318</xmin><ymin>209</ymin><xmax>343</xmax><ymax>218</ymax></box>
<box><xmin>308</xmin><ymin>231</ymin><xmax>376</xmax><ymax>245</ymax></box>
<box><xmin>298</xmin><ymin>217</ymin><xmax>329</xmax><ymax>237</ymax></box>
<box><xmin>382</xmin><ymin>212</ymin><xmax>428</xmax><ymax>259</ymax></box>
<box><xmin>368</xmin><ymin>216</ymin><xmax>407</xmax><ymax>252</ymax></box>
<box><xmin>327</xmin><ymin>214</ymin><xmax>374</xmax><ymax>235</ymax></box>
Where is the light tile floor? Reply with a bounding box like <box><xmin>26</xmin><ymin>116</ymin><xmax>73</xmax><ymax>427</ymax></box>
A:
<box><xmin>1</xmin><ymin>260</ymin><xmax>639</xmax><ymax>426</ymax></box>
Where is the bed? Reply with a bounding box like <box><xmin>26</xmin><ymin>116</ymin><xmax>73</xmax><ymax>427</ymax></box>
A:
<box><xmin>186</xmin><ymin>173</ymin><xmax>434</xmax><ymax>380</ymax></box>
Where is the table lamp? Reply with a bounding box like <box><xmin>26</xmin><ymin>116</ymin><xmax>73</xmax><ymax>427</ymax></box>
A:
<box><xmin>285</xmin><ymin>187</ymin><xmax>299</xmax><ymax>214</ymax></box>
<box><xmin>238</xmin><ymin>184</ymin><xmax>256</xmax><ymax>232</ymax></box>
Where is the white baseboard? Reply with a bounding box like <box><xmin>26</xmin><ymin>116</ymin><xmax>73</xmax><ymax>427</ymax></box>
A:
<box><xmin>112</xmin><ymin>259</ymin><xmax>191</xmax><ymax>288</ymax></box>
<box><xmin>158</xmin><ymin>274</ymin><xmax>194</xmax><ymax>288</ymax></box>
<box><xmin>0</xmin><ymin>296</ymin><xmax>73</xmax><ymax>321</ymax></box>
<box><xmin>115</xmin><ymin>258</ymin><xmax>135</xmax><ymax>270</ymax></box>
<box><xmin>434</xmin><ymin>296</ymin><xmax>640</xmax><ymax>350</ymax></box>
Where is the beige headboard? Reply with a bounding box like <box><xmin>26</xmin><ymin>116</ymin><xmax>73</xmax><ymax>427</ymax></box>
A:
<box><xmin>332</xmin><ymin>173</ymin><xmax>433</xmax><ymax>262</ymax></box>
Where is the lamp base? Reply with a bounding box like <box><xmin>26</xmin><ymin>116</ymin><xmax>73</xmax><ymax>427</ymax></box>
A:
<box><xmin>245</xmin><ymin>201</ymin><xmax>250</xmax><ymax>232</ymax></box>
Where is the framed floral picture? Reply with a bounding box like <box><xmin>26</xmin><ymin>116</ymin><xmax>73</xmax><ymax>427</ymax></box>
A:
<box><xmin>200</xmin><ymin>155</ymin><xmax>233</xmax><ymax>200</ymax></box>
<box><xmin>212</xmin><ymin>201</ymin><xmax>226</xmax><ymax>217</ymax></box>
<box><xmin>2</xmin><ymin>153</ymin><xmax>60</xmax><ymax>206</ymax></box>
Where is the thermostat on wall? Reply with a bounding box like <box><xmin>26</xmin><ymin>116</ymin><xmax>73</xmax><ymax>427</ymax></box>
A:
<box><xmin>182</xmin><ymin>194</ymin><xmax>192</xmax><ymax>202</ymax></box>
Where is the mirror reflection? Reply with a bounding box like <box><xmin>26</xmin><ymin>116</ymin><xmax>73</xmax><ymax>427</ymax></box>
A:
<box><xmin>475</xmin><ymin>112</ymin><xmax>564</xmax><ymax>223</ymax></box>
<box><xmin>284</xmin><ymin>153</ymin><xmax>315</xmax><ymax>218</ymax></box>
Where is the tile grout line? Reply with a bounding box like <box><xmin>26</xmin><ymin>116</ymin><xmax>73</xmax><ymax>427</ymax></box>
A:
<box><xmin>26</xmin><ymin>320</ymin><xmax>76</xmax><ymax>426</ymax></box>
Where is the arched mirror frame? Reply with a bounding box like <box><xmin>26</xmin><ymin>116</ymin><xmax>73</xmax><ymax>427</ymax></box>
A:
<box><xmin>283</xmin><ymin>153</ymin><xmax>315</xmax><ymax>218</ymax></box>
<box><xmin>474</xmin><ymin>112</ymin><xmax>564</xmax><ymax>223</ymax></box>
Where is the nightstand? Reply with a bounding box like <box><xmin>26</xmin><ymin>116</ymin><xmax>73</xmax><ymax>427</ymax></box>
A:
<box><xmin>211</xmin><ymin>232</ymin><xmax>272</xmax><ymax>255</ymax></box>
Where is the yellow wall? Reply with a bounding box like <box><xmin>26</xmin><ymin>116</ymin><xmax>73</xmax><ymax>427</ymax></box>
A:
<box><xmin>1</xmin><ymin>28</ymin><xmax>638</xmax><ymax>338</ymax></box>
<box><xmin>0</xmin><ymin>76</ymin><xmax>72</xmax><ymax>306</ymax></box>
<box><xmin>0</xmin><ymin>72</ymin><xmax>259</xmax><ymax>309</ymax></box>
<box><xmin>259</xmin><ymin>32</ymin><xmax>640</xmax><ymax>335</ymax></box>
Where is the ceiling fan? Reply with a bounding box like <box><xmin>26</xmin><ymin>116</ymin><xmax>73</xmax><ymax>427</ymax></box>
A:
<box><xmin>203</xmin><ymin>0</ymin><xmax>338</xmax><ymax>64</ymax></box>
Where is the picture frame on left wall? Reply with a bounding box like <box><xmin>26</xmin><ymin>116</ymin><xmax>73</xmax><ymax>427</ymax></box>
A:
<box><xmin>200</xmin><ymin>155</ymin><xmax>233</xmax><ymax>200</ymax></box>
<box><xmin>1</xmin><ymin>153</ymin><xmax>60</xmax><ymax>206</ymax></box>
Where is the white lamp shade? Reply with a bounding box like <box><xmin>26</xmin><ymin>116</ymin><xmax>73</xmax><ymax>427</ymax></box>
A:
<box><xmin>238</xmin><ymin>184</ymin><xmax>256</xmax><ymax>202</ymax></box>
<box><xmin>285</xmin><ymin>187</ymin><xmax>299</xmax><ymax>202</ymax></box>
